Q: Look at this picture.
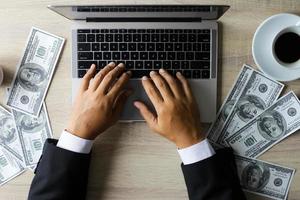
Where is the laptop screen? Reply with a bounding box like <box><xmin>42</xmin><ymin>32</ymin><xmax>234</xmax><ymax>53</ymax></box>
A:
<box><xmin>48</xmin><ymin>5</ymin><xmax>229</xmax><ymax>21</ymax></box>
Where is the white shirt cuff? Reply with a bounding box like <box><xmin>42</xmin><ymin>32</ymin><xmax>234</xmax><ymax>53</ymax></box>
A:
<box><xmin>57</xmin><ymin>130</ymin><xmax>94</xmax><ymax>154</ymax></box>
<box><xmin>177</xmin><ymin>139</ymin><xmax>216</xmax><ymax>165</ymax></box>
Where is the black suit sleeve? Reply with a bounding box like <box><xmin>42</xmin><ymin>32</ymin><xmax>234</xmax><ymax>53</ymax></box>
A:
<box><xmin>181</xmin><ymin>148</ymin><xmax>246</xmax><ymax>200</ymax></box>
<box><xmin>28</xmin><ymin>139</ymin><xmax>91</xmax><ymax>200</ymax></box>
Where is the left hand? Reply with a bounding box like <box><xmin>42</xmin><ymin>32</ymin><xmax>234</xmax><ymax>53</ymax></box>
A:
<box><xmin>66</xmin><ymin>62</ymin><xmax>132</xmax><ymax>140</ymax></box>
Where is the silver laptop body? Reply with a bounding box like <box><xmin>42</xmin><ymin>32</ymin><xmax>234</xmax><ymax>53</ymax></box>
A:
<box><xmin>48</xmin><ymin>5</ymin><xmax>229</xmax><ymax>123</ymax></box>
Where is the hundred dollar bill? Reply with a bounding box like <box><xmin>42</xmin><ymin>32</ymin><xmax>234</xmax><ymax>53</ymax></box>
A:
<box><xmin>0</xmin><ymin>105</ymin><xmax>24</xmax><ymax>163</ymax></box>
<box><xmin>227</xmin><ymin>91</ymin><xmax>300</xmax><ymax>158</ymax></box>
<box><xmin>7</xmin><ymin>27</ymin><xmax>65</xmax><ymax>117</ymax></box>
<box><xmin>207</xmin><ymin>65</ymin><xmax>254</xmax><ymax>142</ymax></box>
<box><xmin>0</xmin><ymin>146</ymin><xmax>25</xmax><ymax>186</ymax></box>
<box><xmin>217</xmin><ymin>68</ymin><xmax>284</xmax><ymax>145</ymax></box>
<box><xmin>12</xmin><ymin>102</ymin><xmax>52</xmax><ymax>167</ymax></box>
<box><xmin>235</xmin><ymin>155</ymin><xmax>295</xmax><ymax>200</ymax></box>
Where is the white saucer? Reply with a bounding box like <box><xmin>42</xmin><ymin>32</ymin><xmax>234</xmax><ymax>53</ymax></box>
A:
<box><xmin>252</xmin><ymin>13</ymin><xmax>300</xmax><ymax>81</ymax></box>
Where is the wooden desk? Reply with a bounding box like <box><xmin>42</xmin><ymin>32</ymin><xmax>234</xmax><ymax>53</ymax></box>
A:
<box><xmin>0</xmin><ymin>1</ymin><xmax>299</xmax><ymax>199</ymax></box>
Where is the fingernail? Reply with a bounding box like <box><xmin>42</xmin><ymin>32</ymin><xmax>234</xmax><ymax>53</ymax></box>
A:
<box><xmin>150</xmin><ymin>71</ymin><xmax>157</xmax><ymax>76</ymax></box>
<box><xmin>177</xmin><ymin>71</ymin><xmax>182</xmax><ymax>76</ymax></box>
<box><xmin>108</xmin><ymin>62</ymin><xmax>115</xmax><ymax>66</ymax></box>
<box><xmin>133</xmin><ymin>101</ymin><xmax>140</xmax><ymax>107</ymax></box>
<box><xmin>90</xmin><ymin>64</ymin><xmax>96</xmax><ymax>69</ymax></box>
<box><xmin>142</xmin><ymin>76</ymin><xmax>148</xmax><ymax>80</ymax></box>
<box><xmin>159</xmin><ymin>68</ymin><xmax>166</xmax><ymax>74</ymax></box>
<box><xmin>118</xmin><ymin>63</ymin><xmax>125</xmax><ymax>68</ymax></box>
<box><xmin>126</xmin><ymin>71</ymin><xmax>132</xmax><ymax>75</ymax></box>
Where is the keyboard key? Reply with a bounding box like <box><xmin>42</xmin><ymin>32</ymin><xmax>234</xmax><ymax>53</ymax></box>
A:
<box><xmin>94</xmin><ymin>52</ymin><xmax>102</xmax><ymax>60</ymax></box>
<box><xmin>92</xmin><ymin>43</ymin><xmax>100</xmax><ymax>51</ymax></box>
<box><xmin>87</xmin><ymin>34</ymin><xmax>95</xmax><ymax>42</ymax></box>
<box><xmin>78</xmin><ymin>29</ymin><xmax>90</xmax><ymax>33</ymax></box>
<box><xmin>124</xmin><ymin>34</ymin><xmax>132</xmax><ymax>42</ymax></box>
<box><xmin>184</xmin><ymin>43</ymin><xmax>192</xmax><ymax>51</ymax></box>
<box><xmin>202</xmin><ymin>70</ymin><xmax>210</xmax><ymax>78</ymax></box>
<box><xmin>183</xmin><ymin>70</ymin><xmax>192</xmax><ymax>78</ymax></box>
<box><xmin>119</xmin><ymin>43</ymin><xmax>128</xmax><ymax>51</ymax></box>
<box><xmin>78</xmin><ymin>61</ymin><xmax>96</xmax><ymax>69</ymax></box>
<box><xmin>142</xmin><ymin>34</ymin><xmax>150</xmax><ymax>42</ymax></box>
<box><xmin>78</xmin><ymin>70</ymin><xmax>87</xmax><ymax>78</ymax></box>
<box><xmin>138</xmin><ymin>43</ymin><xmax>146</xmax><ymax>51</ymax></box>
<box><xmin>149</xmin><ymin>52</ymin><xmax>157</xmax><ymax>60</ymax></box>
<box><xmin>77</xmin><ymin>34</ymin><xmax>86</xmax><ymax>42</ymax></box>
<box><xmin>114</xmin><ymin>34</ymin><xmax>123</xmax><ymax>42</ymax></box>
<box><xmin>121</xmin><ymin>52</ymin><xmax>130</xmax><ymax>60</ymax></box>
<box><xmin>172</xmin><ymin>61</ymin><xmax>180</xmax><ymax>69</ymax></box>
<box><xmin>147</xmin><ymin>43</ymin><xmax>155</xmax><ymax>51</ymax></box>
<box><xmin>99</xmin><ymin>61</ymin><xmax>107</xmax><ymax>67</ymax></box>
<box><xmin>112</xmin><ymin>52</ymin><xmax>120</xmax><ymax>60</ymax></box>
<box><xmin>181</xmin><ymin>61</ymin><xmax>189</xmax><ymax>69</ymax></box>
<box><xmin>198</xmin><ymin>34</ymin><xmax>210</xmax><ymax>42</ymax></box>
<box><xmin>192</xmin><ymin>70</ymin><xmax>201</xmax><ymax>78</ymax></box>
<box><xmin>133</xmin><ymin>34</ymin><xmax>141</xmax><ymax>42</ymax></box>
<box><xmin>174</xmin><ymin>43</ymin><xmax>183</xmax><ymax>51</ymax></box>
<box><xmin>151</xmin><ymin>34</ymin><xmax>159</xmax><ymax>42</ymax></box>
<box><xmin>129</xmin><ymin>43</ymin><xmax>136</xmax><ymax>51</ymax></box>
<box><xmin>179</xmin><ymin>34</ymin><xmax>188</xmax><ymax>42</ymax></box>
<box><xmin>156</xmin><ymin>43</ymin><xmax>164</xmax><ymax>51</ymax></box>
<box><xmin>78</xmin><ymin>52</ymin><xmax>93</xmax><ymax>60</ymax></box>
<box><xmin>177</xmin><ymin>52</ymin><xmax>185</xmax><ymax>60</ymax></box>
<box><xmin>105</xmin><ymin>34</ymin><xmax>113</xmax><ymax>42</ymax></box>
<box><xmin>101</xmin><ymin>43</ymin><xmax>109</xmax><ymax>51</ymax></box>
<box><xmin>202</xmin><ymin>43</ymin><xmax>210</xmax><ymax>51</ymax></box>
<box><xmin>78</xmin><ymin>43</ymin><xmax>90</xmax><ymax>51</ymax></box>
<box><xmin>191</xmin><ymin>61</ymin><xmax>210</xmax><ymax>69</ymax></box>
<box><xmin>135</xmin><ymin>61</ymin><xmax>143</xmax><ymax>69</ymax></box>
<box><xmin>165</xmin><ymin>43</ymin><xmax>173</xmax><ymax>51</ymax></box>
<box><xmin>125</xmin><ymin>61</ymin><xmax>134</xmax><ymax>69</ymax></box>
<box><xmin>110</xmin><ymin>43</ymin><xmax>118</xmax><ymax>51</ymax></box>
<box><xmin>158</xmin><ymin>52</ymin><xmax>166</xmax><ymax>60</ymax></box>
<box><xmin>188</xmin><ymin>34</ymin><xmax>196</xmax><ymax>42</ymax></box>
<box><xmin>131</xmin><ymin>52</ymin><xmax>139</xmax><ymax>60</ymax></box>
<box><xmin>103</xmin><ymin>52</ymin><xmax>111</xmax><ymax>60</ymax></box>
<box><xmin>186</xmin><ymin>52</ymin><xmax>194</xmax><ymax>60</ymax></box>
<box><xmin>195</xmin><ymin>52</ymin><xmax>210</xmax><ymax>60</ymax></box>
<box><xmin>161</xmin><ymin>34</ymin><xmax>169</xmax><ymax>42</ymax></box>
<box><xmin>145</xmin><ymin>61</ymin><xmax>153</xmax><ymax>69</ymax></box>
<box><xmin>96</xmin><ymin>34</ymin><xmax>104</xmax><ymax>42</ymax></box>
<box><xmin>193</xmin><ymin>43</ymin><xmax>201</xmax><ymax>51</ymax></box>
<box><xmin>154</xmin><ymin>61</ymin><xmax>162</xmax><ymax>69</ymax></box>
<box><xmin>167</xmin><ymin>52</ymin><xmax>175</xmax><ymax>60</ymax></box>
<box><xmin>140</xmin><ymin>52</ymin><xmax>148</xmax><ymax>60</ymax></box>
<box><xmin>170</xmin><ymin>34</ymin><xmax>178</xmax><ymax>42</ymax></box>
<box><xmin>162</xmin><ymin>61</ymin><xmax>171</xmax><ymax>69</ymax></box>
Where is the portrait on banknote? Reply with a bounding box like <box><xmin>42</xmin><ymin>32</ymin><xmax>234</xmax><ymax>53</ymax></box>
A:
<box><xmin>17</xmin><ymin>63</ymin><xmax>47</xmax><ymax>92</ymax></box>
<box><xmin>221</xmin><ymin>100</ymin><xmax>235</xmax><ymax>121</ymax></box>
<box><xmin>236</xmin><ymin>95</ymin><xmax>266</xmax><ymax>123</ymax></box>
<box><xmin>15</xmin><ymin>110</ymin><xmax>46</xmax><ymax>133</ymax></box>
<box><xmin>241</xmin><ymin>162</ymin><xmax>270</xmax><ymax>191</ymax></box>
<box><xmin>0</xmin><ymin>116</ymin><xmax>17</xmax><ymax>144</ymax></box>
<box><xmin>257</xmin><ymin>111</ymin><xmax>286</xmax><ymax>140</ymax></box>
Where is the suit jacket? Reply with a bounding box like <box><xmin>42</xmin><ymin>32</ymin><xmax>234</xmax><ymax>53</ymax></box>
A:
<box><xmin>28</xmin><ymin>139</ymin><xmax>246</xmax><ymax>200</ymax></box>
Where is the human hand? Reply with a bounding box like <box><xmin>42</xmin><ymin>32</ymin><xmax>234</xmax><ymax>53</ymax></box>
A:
<box><xmin>66</xmin><ymin>62</ymin><xmax>132</xmax><ymax>140</ymax></box>
<box><xmin>134</xmin><ymin>69</ymin><xmax>205</xmax><ymax>148</ymax></box>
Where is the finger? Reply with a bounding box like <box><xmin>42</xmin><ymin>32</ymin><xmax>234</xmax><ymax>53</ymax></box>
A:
<box><xmin>149</xmin><ymin>71</ymin><xmax>174</xmax><ymax>100</ymax></box>
<box><xmin>97</xmin><ymin>63</ymin><xmax>125</xmax><ymax>94</ymax></box>
<box><xmin>134</xmin><ymin>101</ymin><xmax>157</xmax><ymax>128</ymax></box>
<box><xmin>113</xmin><ymin>90</ymin><xmax>132</xmax><ymax>118</ymax></box>
<box><xmin>158</xmin><ymin>69</ymin><xmax>182</xmax><ymax>98</ymax></box>
<box><xmin>80</xmin><ymin>64</ymin><xmax>96</xmax><ymax>92</ymax></box>
<box><xmin>108</xmin><ymin>71</ymin><xmax>131</xmax><ymax>99</ymax></box>
<box><xmin>176</xmin><ymin>72</ymin><xmax>194</xmax><ymax>101</ymax></box>
<box><xmin>90</xmin><ymin>62</ymin><xmax>116</xmax><ymax>91</ymax></box>
<box><xmin>141</xmin><ymin>76</ymin><xmax>163</xmax><ymax>107</ymax></box>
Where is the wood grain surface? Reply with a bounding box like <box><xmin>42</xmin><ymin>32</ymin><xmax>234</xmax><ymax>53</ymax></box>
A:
<box><xmin>0</xmin><ymin>1</ymin><xmax>299</xmax><ymax>199</ymax></box>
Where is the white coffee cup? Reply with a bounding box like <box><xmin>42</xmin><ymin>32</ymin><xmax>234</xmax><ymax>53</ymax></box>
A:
<box><xmin>252</xmin><ymin>13</ymin><xmax>300</xmax><ymax>81</ymax></box>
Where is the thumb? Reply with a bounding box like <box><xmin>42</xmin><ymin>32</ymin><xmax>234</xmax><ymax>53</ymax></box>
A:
<box><xmin>134</xmin><ymin>101</ymin><xmax>157</xmax><ymax>127</ymax></box>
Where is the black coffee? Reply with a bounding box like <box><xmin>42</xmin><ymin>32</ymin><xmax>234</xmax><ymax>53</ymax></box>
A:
<box><xmin>274</xmin><ymin>32</ymin><xmax>300</xmax><ymax>63</ymax></box>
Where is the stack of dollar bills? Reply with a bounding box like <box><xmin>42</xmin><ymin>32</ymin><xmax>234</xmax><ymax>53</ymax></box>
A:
<box><xmin>0</xmin><ymin>27</ymin><xmax>64</xmax><ymax>186</ymax></box>
<box><xmin>208</xmin><ymin>64</ymin><xmax>297</xmax><ymax>200</ymax></box>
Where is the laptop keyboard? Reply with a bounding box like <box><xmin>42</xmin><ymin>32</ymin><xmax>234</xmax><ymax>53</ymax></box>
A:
<box><xmin>77</xmin><ymin>29</ymin><xmax>211</xmax><ymax>79</ymax></box>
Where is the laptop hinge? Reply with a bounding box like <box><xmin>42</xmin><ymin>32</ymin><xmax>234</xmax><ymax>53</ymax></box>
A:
<box><xmin>86</xmin><ymin>17</ymin><xmax>202</xmax><ymax>22</ymax></box>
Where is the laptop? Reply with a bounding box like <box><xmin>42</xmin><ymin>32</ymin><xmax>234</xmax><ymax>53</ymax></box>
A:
<box><xmin>48</xmin><ymin>5</ymin><xmax>229</xmax><ymax>122</ymax></box>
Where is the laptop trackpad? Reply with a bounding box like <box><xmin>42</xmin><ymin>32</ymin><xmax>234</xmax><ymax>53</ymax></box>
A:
<box><xmin>120</xmin><ymin>80</ymin><xmax>153</xmax><ymax>121</ymax></box>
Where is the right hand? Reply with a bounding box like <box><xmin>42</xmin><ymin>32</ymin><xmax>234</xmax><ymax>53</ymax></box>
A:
<box><xmin>134</xmin><ymin>69</ymin><xmax>205</xmax><ymax>148</ymax></box>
